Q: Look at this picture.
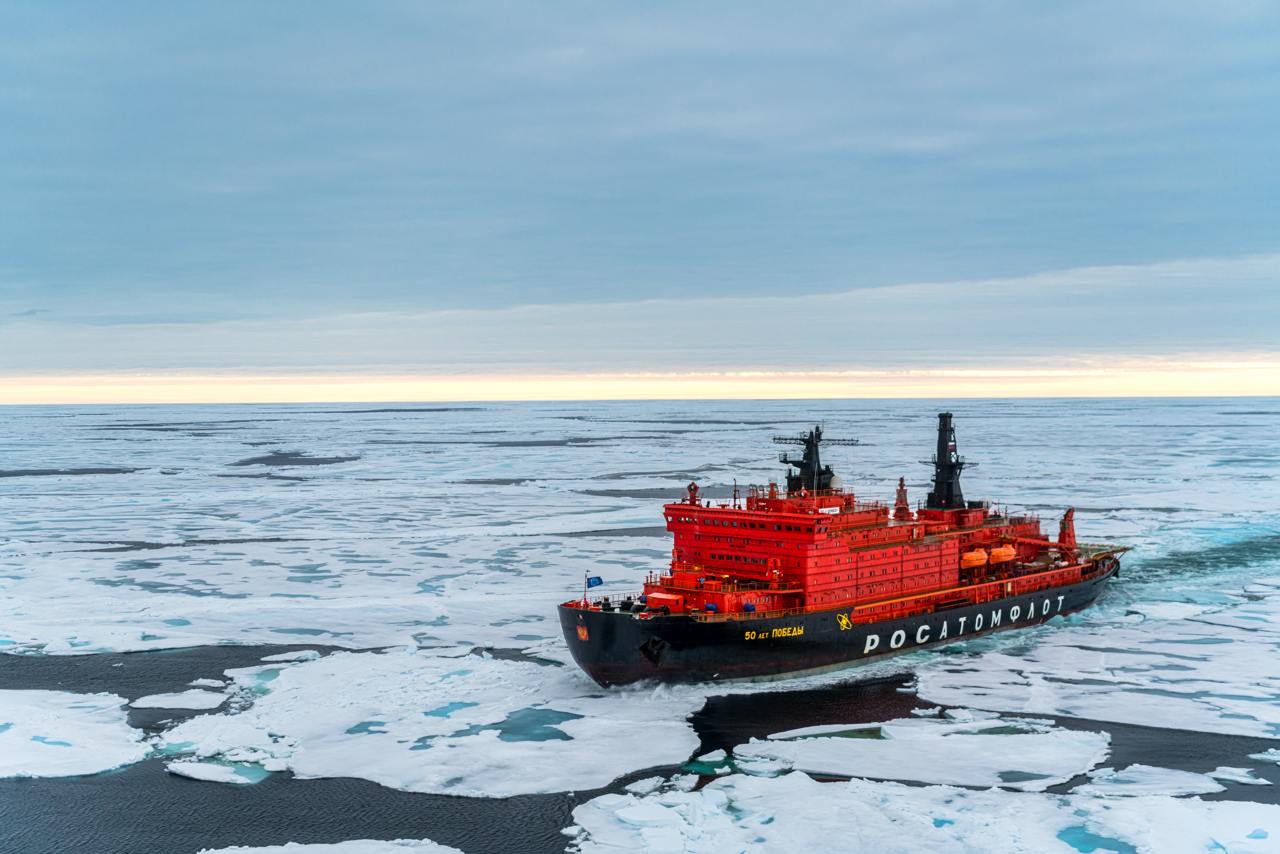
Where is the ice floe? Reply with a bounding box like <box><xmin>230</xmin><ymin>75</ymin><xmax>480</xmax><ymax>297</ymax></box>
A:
<box><xmin>1250</xmin><ymin>749</ymin><xmax>1280</xmax><ymax>765</ymax></box>
<box><xmin>132</xmin><ymin>689</ymin><xmax>229</xmax><ymax>710</ymax></box>
<box><xmin>261</xmin><ymin>650</ymin><xmax>323</xmax><ymax>663</ymax></box>
<box><xmin>1072</xmin><ymin>764</ymin><xmax>1226</xmax><ymax>797</ymax></box>
<box><xmin>625</xmin><ymin>776</ymin><xmax>666</xmax><ymax>795</ymax></box>
<box><xmin>191</xmin><ymin>678</ymin><xmax>227</xmax><ymax>689</ymax></box>
<box><xmin>733</xmin><ymin>711</ymin><xmax>1109</xmax><ymax>791</ymax></box>
<box><xmin>0</xmin><ymin>690</ymin><xmax>149</xmax><ymax>777</ymax></box>
<box><xmin>566</xmin><ymin>772</ymin><xmax>1280</xmax><ymax>853</ymax></box>
<box><xmin>198</xmin><ymin>841</ymin><xmax>461</xmax><ymax>853</ymax></box>
<box><xmin>158</xmin><ymin>646</ymin><xmax>703</xmax><ymax>797</ymax></box>
<box><xmin>1210</xmin><ymin>766</ymin><xmax>1272</xmax><ymax>786</ymax></box>
<box><xmin>167</xmin><ymin>760</ymin><xmax>269</xmax><ymax>785</ymax></box>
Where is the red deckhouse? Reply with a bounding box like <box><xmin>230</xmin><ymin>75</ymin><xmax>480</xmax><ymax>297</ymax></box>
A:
<box><xmin>645</xmin><ymin>416</ymin><xmax>1089</xmax><ymax>626</ymax></box>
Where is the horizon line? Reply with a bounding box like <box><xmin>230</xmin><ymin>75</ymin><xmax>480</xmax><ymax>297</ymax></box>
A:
<box><xmin>3</xmin><ymin>361</ymin><xmax>1279</xmax><ymax>405</ymax></box>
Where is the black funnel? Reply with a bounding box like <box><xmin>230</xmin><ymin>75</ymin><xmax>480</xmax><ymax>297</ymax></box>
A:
<box><xmin>925</xmin><ymin>412</ymin><xmax>966</xmax><ymax>510</ymax></box>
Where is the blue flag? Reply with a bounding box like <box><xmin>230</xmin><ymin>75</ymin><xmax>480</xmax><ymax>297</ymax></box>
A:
<box><xmin>586</xmin><ymin>575</ymin><xmax>604</xmax><ymax>589</ymax></box>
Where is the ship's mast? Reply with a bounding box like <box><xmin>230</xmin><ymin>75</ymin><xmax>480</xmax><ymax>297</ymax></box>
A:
<box><xmin>924</xmin><ymin>412</ymin><xmax>969</xmax><ymax>510</ymax></box>
<box><xmin>773</xmin><ymin>425</ymin><xmax>857</xmax><ymax>494</ymax></box>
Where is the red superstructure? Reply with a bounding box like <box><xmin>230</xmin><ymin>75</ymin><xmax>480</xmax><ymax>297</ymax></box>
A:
<box><xmin>648</xmin><ymin>479</ymin><xmax>1079</xmax><ymax>627</ymax></box>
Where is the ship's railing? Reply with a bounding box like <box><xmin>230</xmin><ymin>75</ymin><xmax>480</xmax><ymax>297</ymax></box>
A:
<box><xmin>649</xmin><ymin>569</ymin><xmax>796</xmax><ymax>594</ymax></box>
<box><xmin>745</xmin><ymin>485</ymin><xmax>861</xmax><ymax>499</ymax></box>
<box><xmin>573</xmin><ymin>591</ymin><xmax>646</xmax><ymax>610</ymax></box>
<box><xmin>1078</xmin><ymin>542</ymin><xmax>1131</xmax><ymax>557</ymax></box>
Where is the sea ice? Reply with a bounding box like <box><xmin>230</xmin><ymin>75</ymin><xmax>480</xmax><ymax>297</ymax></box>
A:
<box><xmin>565</xmin><ymin>772</ymin><xmax>1280</xmax><ymax>854</ymax></box>
<box><xmin>624</xmin><ymin>776</ymin><xmax>665</xmax><ymax>795</ymax></box>
<box><xmin>5</xmin><ymin>401</ymin><xmax>1280</xmax><ymax>824</ymax></box>
<box><xmin>1209</xmin><ymin>766</ymin><xmax>1271</xmax><ymax>786</ymax></box>
<box><xmin>1072</xmin><ymin>764</ymin><xmax>1225</xmax><ymax>797</ymax></box>
<box><xmin>1124</xmin><ymin>602</ymin><xmax>1213</xmax><ymax>621</ymax></box>
<box><xmin>914</xmin><ymin>579</ymin><xmax>1280</xmax><ymax>739</ymax></box>
<box><xmin>167</xmin><ymin>760</ymin><xmax>264</xmax><ymax>785</ymax></box>
<box><xmin>1082</xmin><ymin>794</ymin><xmax>1280</xmax><ymax>854</ymax></box>
<box><xmin>159</xmin><ymin>646</ymin><xmax>703</xmax><ymax>797</ymax></box>
<box><xmin>735</xmin><ymin>712</ymin><xmax>1109</xmax><ymax>791</ymax></box>
<box><xmin>261</xmin><ymin>650</ymin><xmax>323</xmax><ymax>663</ymax></box>
<box><xmin>0</xmin><ymin>690</ymin><xmax>149</xmax><ymax>778</ymax></box>
<box><xmin>132</xmin><ymin>689</ymin><xmax>229</xmax><ymax>710</ymax></box>
<box><xmin>0</xmin><ymin>404</ymin><xmax>709</xmax><ymax>658</ymax></box>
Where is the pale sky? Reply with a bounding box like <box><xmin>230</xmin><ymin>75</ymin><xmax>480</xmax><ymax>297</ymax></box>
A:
<box><xmin>1</xmin><ymin>3</ymin><xmax>1277</xmax><ymax>402</ymax></box>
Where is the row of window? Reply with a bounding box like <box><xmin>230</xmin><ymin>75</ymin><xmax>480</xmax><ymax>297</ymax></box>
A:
<box><xmin>688</xmin><ymin>535</ymin><xmax>813</xmax><ymax>551</ymax></box>
<box><xmin>707</xmin><ymin>553</ymin><xmax>770</xmax><ymax>565</ymax></box>
<box><xmin>668</xmin><ymin>515</ymin><xmax>817</xmax><ymax>534</ymax></box>
<box><xmin>810</xmin><ymin>558</ymin><xmax>943</xmax><ymax>570</ymax></box>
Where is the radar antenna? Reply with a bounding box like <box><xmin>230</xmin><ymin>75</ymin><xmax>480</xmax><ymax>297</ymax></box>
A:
<box><xmin>772</xmin><ymin>424</ymin><xmax>858</xmax><ymax>494</ymax></box>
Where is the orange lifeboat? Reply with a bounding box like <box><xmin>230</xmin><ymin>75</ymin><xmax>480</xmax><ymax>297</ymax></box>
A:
<box><xmin>960</xmin><ymin>548</ymin><xmax>988</xmax><ymax>569</ymax></box>
<box><xmin>989</xmin><ymin>544</ymin><xmax>1017</xmax><ymax>564</ymax></box>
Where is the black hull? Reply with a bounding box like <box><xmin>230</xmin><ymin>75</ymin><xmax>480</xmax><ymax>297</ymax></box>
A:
<box><xmin>560</xmin><ymin>560</ymin><xmax>1119</xmax><ymax>686</ymax></box>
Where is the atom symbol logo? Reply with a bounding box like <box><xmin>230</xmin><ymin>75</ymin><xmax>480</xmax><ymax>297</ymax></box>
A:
<box><xmin>836</xmin><ymin>613</ymin><xmax>852</xmax><ymax>631</ymax></box>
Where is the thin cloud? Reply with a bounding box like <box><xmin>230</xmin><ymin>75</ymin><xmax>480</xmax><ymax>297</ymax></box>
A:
<box><xmin>2</xmin><ymin>254</ymin><xmax>1274</xmax><ymax>377</ymax></box>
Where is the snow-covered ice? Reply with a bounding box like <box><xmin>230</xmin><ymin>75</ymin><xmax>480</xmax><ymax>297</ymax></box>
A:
<box><xmin>261</xmin><ymin>650</ymin><xmax>323</xmax><ymax>663</ymax></box>
<box><xmin>0</xmin><ymin>404</ymin><xmax>727</xmax><ymax>657</ymax></box>
<box><xmin>168</xmin><ymin>760</ymin><xmax>269</xmax><ymax>785</ymax></box>
<box><xmin>1072</xmin><ymin>764</ymin><xmax>1226</xmax><ymax>798</ymax></box>
<box><xmin>159</xmin><ymin>646</ymin><xmax>703</xmax><ymax>797</ymax></box>
<box><xmin>132</xmin><ymin>689</ymin><xmax>229</xmax><ymax>710</ymax></box>
<box><xmin>915</xmin><ymin>579</ymin><xmax>1280</xmax><ymax>739</ymax></box>
<box><xmin>734</xmin><ymin>711</ymin><xmax>1109</xmax><ymax>791</ymax></box>
<box><xmin>1210</xmin><ymin>767</ymin><xmax>1271</xmax><ymax>786</ymax></box>
<box><xmin>566</xmin><ymin>772</ymin><xmax>1280</xmax><ymax>853</ymax></box>
<box><xmin>625</xmin><ymin>776</ymin><xmax>666</xmax><ymax>795</ymax></box>
<box><xmin>1250</xmin><ymin>749</ymin><xmax>1280</xmax><ymax>765</ymax></box>
<box><xmin>192</xmin><ymin>678</ymin><xmax>227</xmax><ymax>689</ymax></box>
<box><xmin>0</xmin><ymin>690</ymin><xmax>149</xmax><ymax>778</ymax></box>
